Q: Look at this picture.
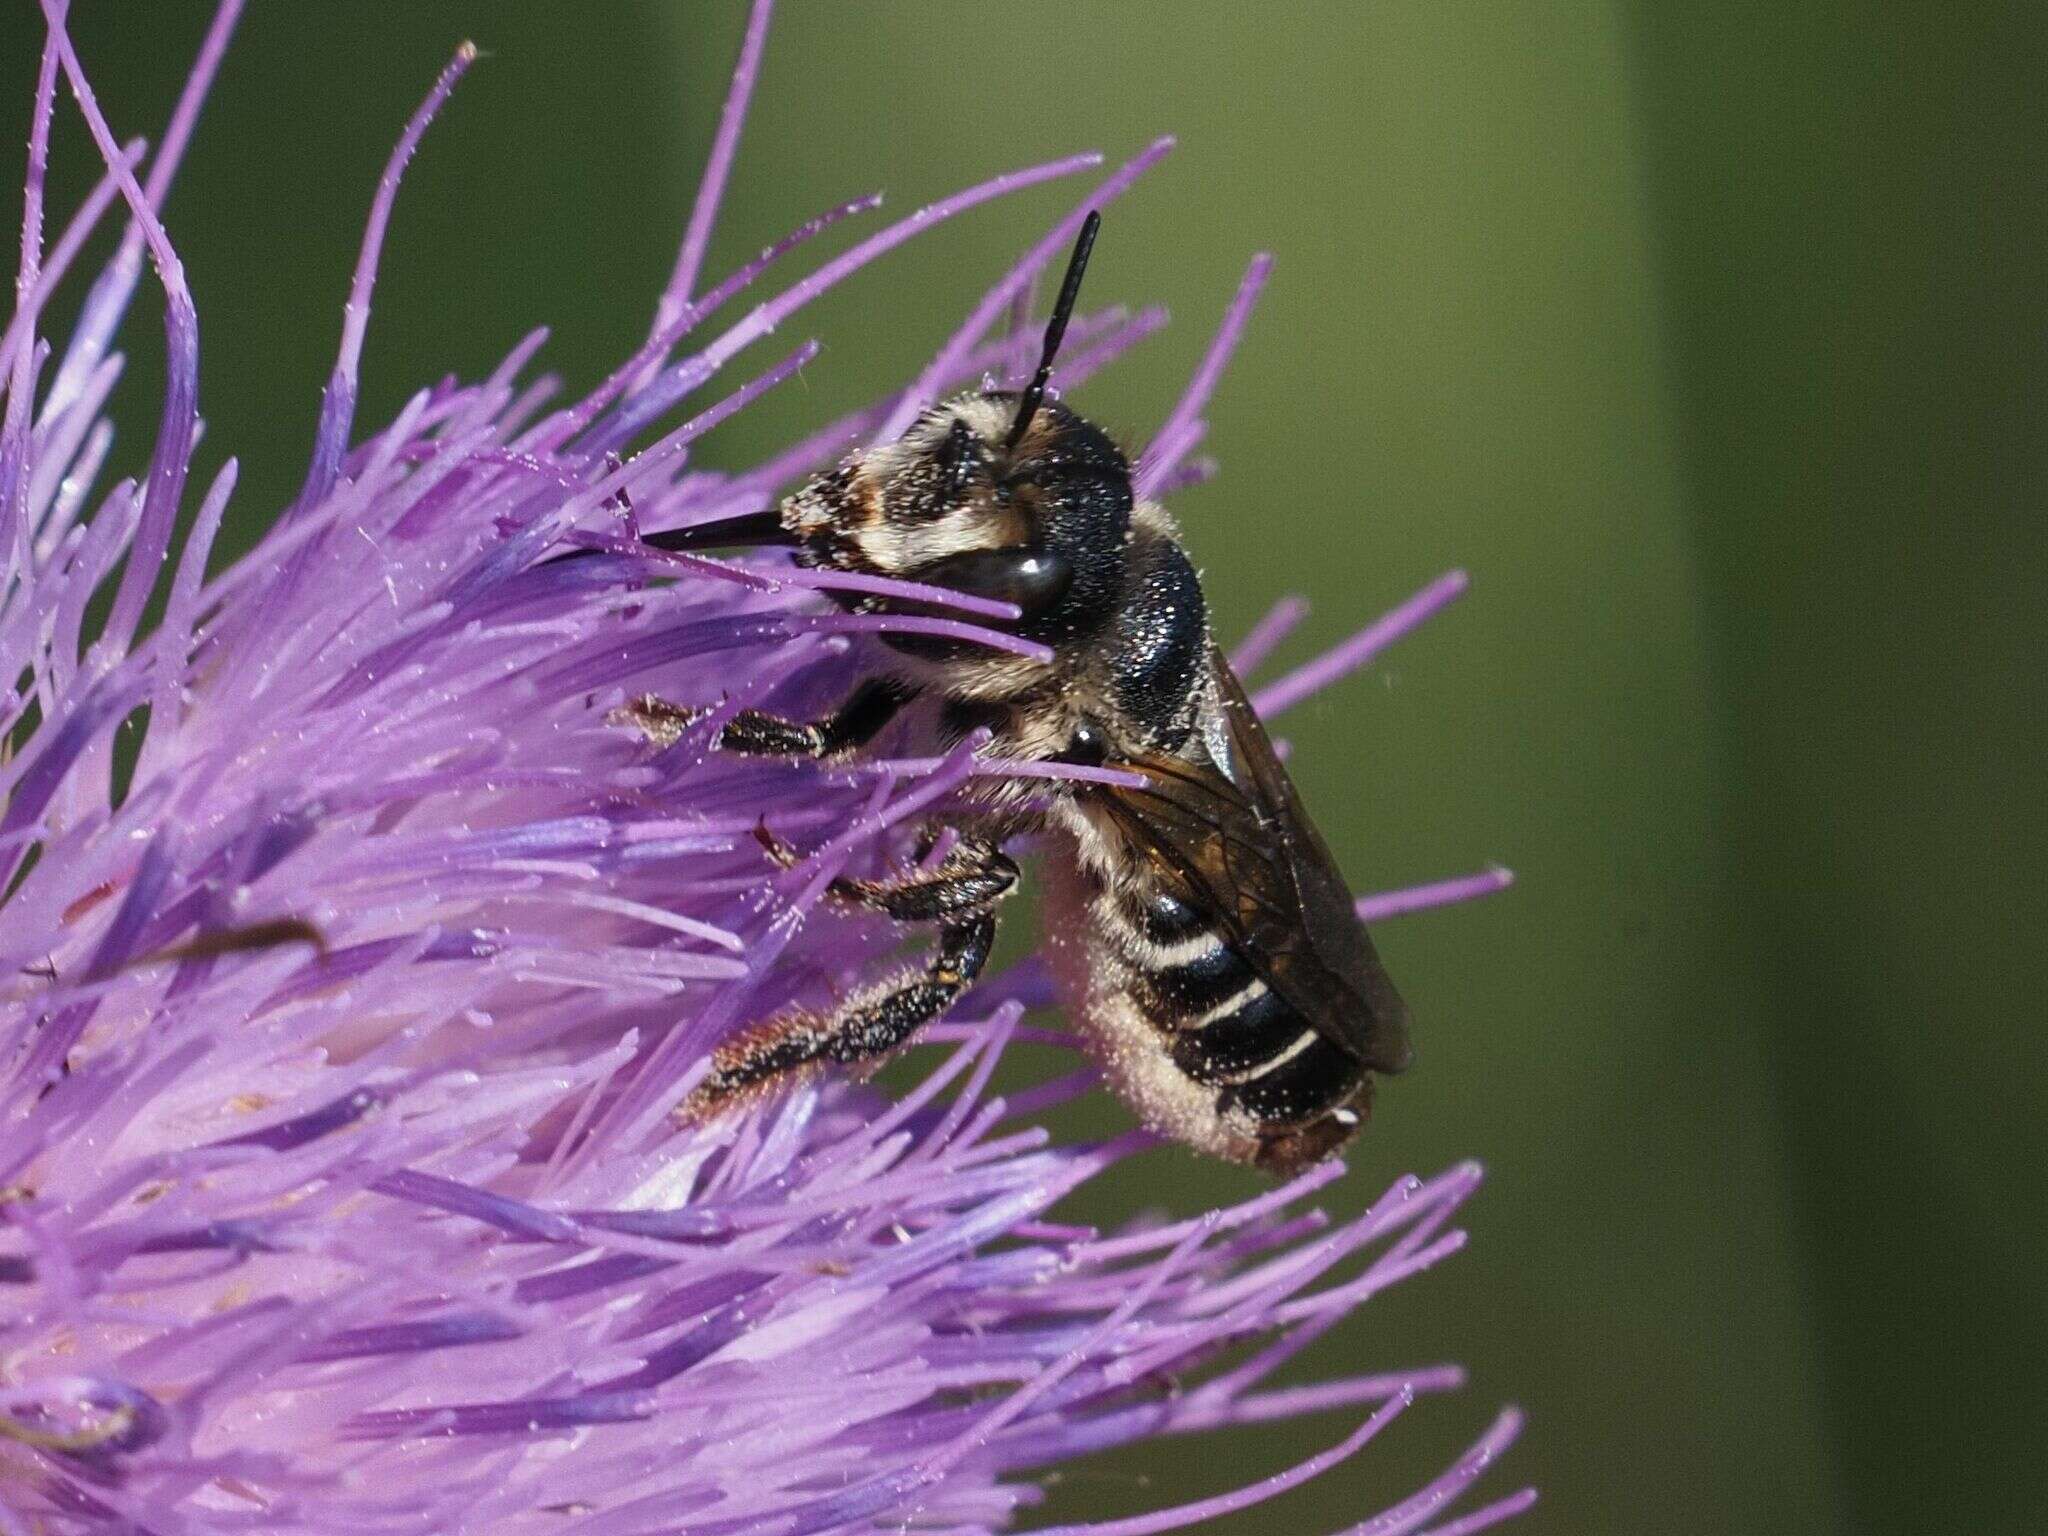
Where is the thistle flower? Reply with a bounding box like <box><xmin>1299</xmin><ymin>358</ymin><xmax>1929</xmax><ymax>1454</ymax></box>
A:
<box><xmin>0</xmin><ymin>4</ymin><xmax>1529</xmax><ymax>1532</ymax></box>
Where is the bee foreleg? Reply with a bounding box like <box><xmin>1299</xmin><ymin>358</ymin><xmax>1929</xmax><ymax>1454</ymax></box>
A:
<box><xmin>676</xmin><ymin>911</ymin><xmax>998</xmax><ymax>1121</ymax></box>
<box><xmin>616</xmin><ymin>678</ymin><xmax>914</xmax><ymax>758</ymax></box>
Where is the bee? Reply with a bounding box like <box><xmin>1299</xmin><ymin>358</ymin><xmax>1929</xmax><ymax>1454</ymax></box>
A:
<box><xmin>616</xmin><ymin>213</ymin><xmax>1412</xmax><ymax>1174</ymax></box>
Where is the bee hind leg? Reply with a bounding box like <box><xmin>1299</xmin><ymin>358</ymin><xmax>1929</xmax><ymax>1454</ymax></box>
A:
<box><xmin>676</xmin><ymin>911</ymin><xmax>998</xmax><ymax>1121</ymax></box>
<box><xmin>677</xmin><ymin>831</ymin><xmax>1015</xmax><ymax>1122</ymax></box>
<box><xmin>614</xmin><ymin>678</ymin><xmax>914</xmax><ymax>758</ymax></box>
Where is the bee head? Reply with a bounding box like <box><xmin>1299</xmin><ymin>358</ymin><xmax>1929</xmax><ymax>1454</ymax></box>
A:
<box><xmin>785</xmin><ymin>211</ymin><xmax>1134</xmax><ymax>649</ymax></box>
<box><xmin>824</xmin><ymin>391</ymin><xmax>1133</xmax><ymax>637</ymax></box>
<box><xmin>624</xmin><ymin>211</ymin><xmax>1136</xmax><ymax>657</ymax></box>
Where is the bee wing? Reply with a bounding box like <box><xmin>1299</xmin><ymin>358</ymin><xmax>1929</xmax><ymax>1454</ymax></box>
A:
<box><xmin>1094</xmin><ymin>648</ymin><xmax>1413</xmax><ymax>1076</ymax></box>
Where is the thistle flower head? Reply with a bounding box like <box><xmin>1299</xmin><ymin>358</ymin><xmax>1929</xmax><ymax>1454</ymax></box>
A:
<box><xmin>0</xmin><ymin>4</ymin><xmax>1528</xmax><ymax>1532</ymax></box>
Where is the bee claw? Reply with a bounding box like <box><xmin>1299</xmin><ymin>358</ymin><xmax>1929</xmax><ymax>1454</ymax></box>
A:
<box><xmin>753</xmin><ymin>820</ymin><xmax>802</xmax><ymax>869</ymax></box>
<box><xmin>610</xmin><ymin>694</ymin><xmax>710</xmax><ymax>748</ymax></box>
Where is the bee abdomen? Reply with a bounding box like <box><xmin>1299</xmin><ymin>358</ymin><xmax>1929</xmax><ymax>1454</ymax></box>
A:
<box><xmin>1168</xmin><ymin>978</ymin><xmax>1367</xmax><ymax>1125</ymax></box>
<box><xmin>1168</xmin><ymin>983</ymin><xmax>1298</xmax><ymax>1083</ymax></box>
<box><xmin>1138</xmin><ymin>939</ymin><xmax>1258</xmax><ymax>1020</ymax></box>
<box><xmin>1220</xmin><ymin>1030</ymin><xmax>1365</xmax><ymax>1125</ymax></box>
<box><xmin>1101</xmin><ymin>887</ymin><xmax>1369</xmax><ymax>1133</ymax></box>
<box><xmin>1131</xmin><ymin>886</ymin><xmax>1207</xmax><ymax>945</ymax></box>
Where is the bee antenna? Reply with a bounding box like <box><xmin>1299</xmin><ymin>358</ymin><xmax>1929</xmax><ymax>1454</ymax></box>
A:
<box><xmin>1007</xmin><ymin>209</ymin><xmax>1101</xmax><ymax>451</ymax></box>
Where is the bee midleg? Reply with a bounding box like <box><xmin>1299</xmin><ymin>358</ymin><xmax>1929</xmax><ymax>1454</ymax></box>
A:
<box><xmin>751</xmin><ymin>824</ymin><xmax>1017</xmax><ymax>919</ymax></box>
<box><xmin>617</xmin><ymin>677</ymin><xmax>914</xmax><ymax>757</ymax></box>
<box><xmin>825</xmin><ymin>840</ymin><xmax>1019</xmax><ymax>921</ymax></box>
<box><xmin>676</xmin><ymin>841</ymin><xmax>1013</xmax><ymax>1121</ymax></box>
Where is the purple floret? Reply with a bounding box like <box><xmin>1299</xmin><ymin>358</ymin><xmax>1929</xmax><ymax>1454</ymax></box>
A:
<box><xmin>0</xmin><ymin>2</ymin><xmax>1525</xmax><ymax>1531</ymax></box>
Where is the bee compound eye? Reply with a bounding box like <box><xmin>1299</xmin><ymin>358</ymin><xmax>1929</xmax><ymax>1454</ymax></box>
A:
<box><xmin>905</xmin><ymin>546</ymin><xmax>1074</xmax><ymax>618</ymax></box>
<box><xmin>1060</xmin><ymin>720</ymin><xmax>1109</xmax><ymax>767</ymax></box>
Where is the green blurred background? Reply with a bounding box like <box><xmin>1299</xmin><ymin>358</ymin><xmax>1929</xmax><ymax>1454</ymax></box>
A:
<box><xmin>7</xmin><ymin>3</ymin><xmax>2043</xmax><ymax>1531</ymax></box>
